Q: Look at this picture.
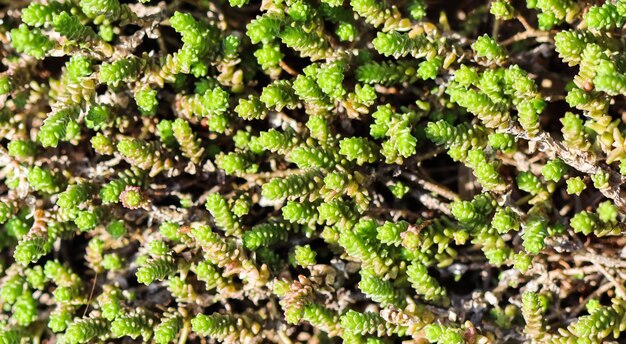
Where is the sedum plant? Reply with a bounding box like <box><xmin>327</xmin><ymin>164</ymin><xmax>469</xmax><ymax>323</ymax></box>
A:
<box><xmin>2</xmin><ymin>0</ymin><xmax>626</xmax><ymax>343</ymax></box>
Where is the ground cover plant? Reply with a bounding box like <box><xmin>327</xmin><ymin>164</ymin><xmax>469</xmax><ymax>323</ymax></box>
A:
<box><xmin>2</xmin><ymin>0</ymin><xmax>626</xmax><ymax>343</ymax></box>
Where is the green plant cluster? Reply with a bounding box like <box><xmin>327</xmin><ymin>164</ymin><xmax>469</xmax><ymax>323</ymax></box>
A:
<box><xmin>2</xmin><ymin>0</ymin><xmax>626</xmax><ymax>343</ymax></box>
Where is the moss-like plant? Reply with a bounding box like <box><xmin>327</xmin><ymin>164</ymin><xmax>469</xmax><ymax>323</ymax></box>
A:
<box><xmin>2</xmin><ymin>0</ymin><xmax>626</xmax><ymax>343</ymax></box>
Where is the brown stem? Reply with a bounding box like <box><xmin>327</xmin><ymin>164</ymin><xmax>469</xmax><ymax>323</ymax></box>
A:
<box><xmin>591</xmin><ymin>262</ymin><xmax>626</xmax><ymax>299</ymax></box>
<box><xmin>401</xmin><ymin>170</ymin><xmax>460</xmax><ymax>201</ymax></box>
<box><xmin>501</xmin><ymin>30</ymin><xmax>552</xmax><ymax>46</ymax></box>
<box><xmin>505</xmin><ymin>126</ymin><xmax>626</xmax><ymax>212</ymax></box>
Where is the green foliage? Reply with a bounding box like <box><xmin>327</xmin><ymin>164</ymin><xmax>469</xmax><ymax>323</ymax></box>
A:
<box><xmin>172</xmin><ymin>118</ymin><xmax>204</xmax><ymax>164</ymax></box>
<box><xmin>466</xmin><ymin>149</ymin><xmax>505</xmax><ymax>191</ymax></box>
<box><xmin>21</xmin><ymin>3</ymin><xmax>57</xmax><ymax>27</ymax></box>
<box><xmin>566</xmin><ymin>176</ymin><xmax>586</xmax><ymax>195</ymax></box>
<box><xmin>356</xmin><ymin>60</ymin><xmax>419</xmax><ymax>86</ymax></box>
<box><xmin>7</xmin><ymin>140</ymin><xmax>36</xmax><ymax>158</ymax></box>
<box><xmin>340</xmin><ymin>310</ymin><xmax>402</xmax><ymax>336</ymax></box>
<box><xmin>10</xmin><ymin>25</ymin><xmax>54</xmax><ymax>58</ymax></box>
<box><xmin>321</xmin><ymin>4</ymin><xmax>358</xmax><ymax>42</ymax></box>
<box><xmin>292</xmin><ymin>244</ymin><xmax>317</xmax><ymax>267</ymax></box>
<box><xmin>407</xmin><ymin>262</ymin><xmax>448</xmax><ymax>304</ymax></box>
<box><xmin>117</xmin><ymin>139</ymin><xmax>170</xmax><ymax>175</ymax></box>
<box><xmin>169</xmin><ymin>11</ymin><xmax>220</xmax><ymax>67</ymax></box>
<box><xmin>247</xmin><ymin>15</ymin><xmax>282</xmax><ymax>45</ymax></box>
<box><xmin>136</xmin><ymin>257</ymin><xmax>176</xmax><ymax>285</ymax></box>
<box><xmin>243</xmin><ymin>219</ymin><xmax>295</xmax><ymax>250</ymax></box>
<box><xmin>359</xmin><ymin>271</ymin><xmax>405</xmax><ymax>307</ymax></box>
<box><xmin>53</xmin><ymin>11</ymin><xmax>98</xmax><ymax>41</ymax></box>
<box><xmin>370</xmin><ymin>105</ymin><xmax>418</xmax><ymax>164</ymax></box>
<box><xmin>154</xmin><ymin>312</ymin><xmax>183</xmax><ymax>344</ymax></box>
<box><xmin>1</xmin><ymin>275</ymin><xmax>24</xmax><ymax>304</ymax></box>
<box><xmin>388</xmin><ymin>181</ymin><xmax>409</xmax><ymax>199</ymax></box>
<box><xmin>97</xmin><ymin>286</ymin><xmax>122</xmax><ymax>321</ymax></box>
<box><xmin>10</xmin><ymin>301</ymin><xmax>37</xmax><ymax>330</ymax></box>
<box><xmin>522</xmin><ymin>214</ymin><xmax>548</xmax><ymax>254</ymax></box>
<box><xmin>80</xmin><ymin>0</ymin><xmax>123</xmax><ymax>20</ymax></box>
<box><xmin>181</xmin><ymin>87</ymin><xmax>230</xmax><ymax>132</ymax></box>
<box><xmin>57</xmin><ymin>183</ymin><xmax>92</xmax><ymax>210</ymax></box>
<box><xmin>206</xmin><ymin>193</ymin><xmax>239</xmax><ymax>236</ymax></box>
<box><xmin>373</xmin><ymin>31</ymin><xmax>437</xmax><ymax>59</ymax></box>
<box><xmin>261</xmin><ymin>80</ymin><xmax>298</xmax><ymax>111</ymax></box>
<box><xmin>522</xmin><ymin>292</ymin><xmax>546</xmax><ymax>342</ymax></box>
<box><xmin>491</xmin><ymin>0</ymin><xmax>515</xmax><ymax>20</ymax></box>
<box><xmin>236</xmin><ymin>96</ymin><xmax>267</xmax><ymax>120</ymax></box>
<box><xmin>491</xmin><ymin>207</ymin><xmax>520</xmax><ymax>234</ymax></box>
<box><xmin>216</xmin><ymin>152</ymin><xmax>258</xmax><ymax>175</ymax></box>
<box><xmin>111</xmin><ymin>310</ymin><xmax>154</xmax><ymax>340</ymax></box>
<box><xmin>85</xmin><ymin>105</ymin><xmax>112</xmax><ymax>131</ymax></box>
<box><xmin>281</xmin><ymin>27</ymin><xmax>331</xmax><ymax>61</ymax></box>
<box><xmin>417</xmin><ymin>57</ymin><xmax>442</xmax><ymax>80</ymax></box>
<box><xmin>472</xmin><ymin>34</ymin><xmax>506</xmax><ymax>61</ymax></box>
<box><xmin>517</xmin><ymin>171</ymin><xmax>546</xmax><ymax>196</ymax></box>
<box><xmin>542</xmin><ymin>159</ymin><xmax>568</xmax><ymax>182</ymax></box>
<box><xmin>377</xmin><ymin>221</ymin><xmax>408</xmax><ymax>246</ymax></box>
<box><xmin>351</xmin><ymin>0</ymin><xmax>411</xmax><ymax>32</ymax></box>
<box><xmin>4</xmin><ymin>1</ymin><xmax>626</xmax><ymax>343</ymax></box>
<box><xmin>570</xmin><ymin>202</ymin><xmax>621</xmax><ymax>237</ymax></box>
<box><xmin>99</xmin><ymin>168</ymin><xmax>144</xmax><ymax>204</ymax></box>
<box><xmin>262</xmin><ymin>170</ymin><xmax>324</xmax><ymax>201</ymax></box>
<box><xmin>14</xmin><ymin>234</ymin><xmax>50</xmax><ymax>264</ymax></box>
<box><xmin>0</xmin><ymin>76</ymin><xmax>12</xmax><ymax>95</ymax></box>
<box><xmin>99</xmin><ymin>58</ymin><xmax>141</xmax><ymax>87</ymax></box>
<box><xmin>531</xmin><ymin>0</ymin><xmax>580</xmax><ymax>30</ymax></box>
<box><xmin>38</xmin><ymin>108</ymin><xmax>78</xmax><ymax>148</ymax></box>
<box><xmin>64</xmin><ymin>317</ymin><xmax>110</xmax><ymax>344</ymax></box>
<box><xmin>282</xmin><ymin>201</ymin><xmax>319</xmax><ymax>225</ymax></box>
<box><xmin>584</xmin><ymin>1</ymin><xmax>626</xmax><ymax>30</ymax></box>
<box><xmin>135</xmin><ymin>88</ymin><xmax>158</xmax><ymax>115</ymax></box>
<box><xmin>191</xmin><ymin>313</ymin><xmax>236</xmax><ymax>341</ymax></box>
